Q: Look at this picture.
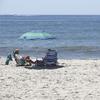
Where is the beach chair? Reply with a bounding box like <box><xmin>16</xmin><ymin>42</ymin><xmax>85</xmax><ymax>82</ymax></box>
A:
<box><xmin>43</xmin><ymin>49</ymin><xmax>57</xmax><ymax>66</ymax></box>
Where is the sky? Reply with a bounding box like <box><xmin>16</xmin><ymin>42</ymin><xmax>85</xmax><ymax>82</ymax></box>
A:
<box><xmin>0</xmin><ymin>0</ymin><xmax>100</xmax><ymax>15</ymax></box>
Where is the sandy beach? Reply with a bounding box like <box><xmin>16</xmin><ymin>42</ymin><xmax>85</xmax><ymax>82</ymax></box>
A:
<box><xmin>0</xmin><ymin>57</ymin><xmax>100</xmax><ymax>100</ymax></box>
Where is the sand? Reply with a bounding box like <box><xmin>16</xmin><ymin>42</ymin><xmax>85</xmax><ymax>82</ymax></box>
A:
<box><xmin>0</xmin><ymin>57</ymin><xmax>100</xmax><ymax>100</ymax></box>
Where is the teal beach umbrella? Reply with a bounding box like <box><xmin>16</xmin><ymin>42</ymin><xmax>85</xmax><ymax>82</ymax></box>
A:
<box><xmin>19</xmin><ymin>32</ymin><xmax>55</xmax><ymax>40</ymax></box>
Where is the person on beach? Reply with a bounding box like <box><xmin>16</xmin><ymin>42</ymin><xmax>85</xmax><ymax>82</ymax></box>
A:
<box><xmin>5</xmin><ymin>54</ymin><xmax>13</xmax><ymax>65</ymax></box>
<box><xmin>24</xmin><ymin>56</ymin><xmax>35</xmax><ymax>66</ymax></box>
<box><xmin>13</xmin><ymin>49</ymin><xmax>35</xmax><ymax>66</ymax></box>
<box><xmin>13</xmin><ymin>49</ymin><xmax>20</xmax><ymax>64</ymax></box>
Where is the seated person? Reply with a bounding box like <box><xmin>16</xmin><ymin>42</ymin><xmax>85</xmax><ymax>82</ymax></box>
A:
<box><xmin>13</xmin><ymin>49</ymin><xmax>25</xmax><ymax>66</ymax></box>
<box><xmin>13</xmin><ymin>49</ymin><xmax>21</xmax><ymax>64</ymax></box>
<box><xmin>24</xmin><ymin>56</ymin><xmax>35</xmax><ymax>66</ymax></box>
<box><xmin>13</xmin><ymin>49</ymin><xmax>34</xmax><ymax>66</ymax></box>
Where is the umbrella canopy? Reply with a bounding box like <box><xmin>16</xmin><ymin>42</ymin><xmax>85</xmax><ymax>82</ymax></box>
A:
<box><xmin>19</xmin><ymin>32</ymin><xmax>55</xmax><ymax>40</ymax></box>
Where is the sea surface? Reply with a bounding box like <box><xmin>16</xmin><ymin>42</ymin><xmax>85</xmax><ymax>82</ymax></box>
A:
<box><xmin>0</xmin><ymin>15</ymin><xmax>100</xmax><ymax>59</ymax></box>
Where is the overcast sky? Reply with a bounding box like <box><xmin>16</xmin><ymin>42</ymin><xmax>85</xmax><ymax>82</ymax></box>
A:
<box><xmin>0</xmin><ymin>0</ymin><xmax>100</xmax><ymax>15</ymax></box>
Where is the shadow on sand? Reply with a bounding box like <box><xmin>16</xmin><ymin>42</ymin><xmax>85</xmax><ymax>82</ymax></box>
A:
<box><xmin>25</xmin><ymin>64</ymin><xmax>64</xmax><ymax>70</ymax></box>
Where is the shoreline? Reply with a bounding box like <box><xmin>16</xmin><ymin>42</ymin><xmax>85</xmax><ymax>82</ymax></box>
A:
<box><xmin>1</xmin><ymin>55</ymin><xmax>100</xmax><ymax>60</ymax></box>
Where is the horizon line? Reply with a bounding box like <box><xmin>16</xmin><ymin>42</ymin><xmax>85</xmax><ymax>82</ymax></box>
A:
<box><xmin>0</xmin><ymin>14</ymin><xmax>100</xmax><ymax>16</ymax></box>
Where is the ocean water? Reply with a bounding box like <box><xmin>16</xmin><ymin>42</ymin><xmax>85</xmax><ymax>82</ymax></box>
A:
<box><xmin>0</xmin><ymin>15</ymin><xmax>100</xmax><ymax>59</ymax></box>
